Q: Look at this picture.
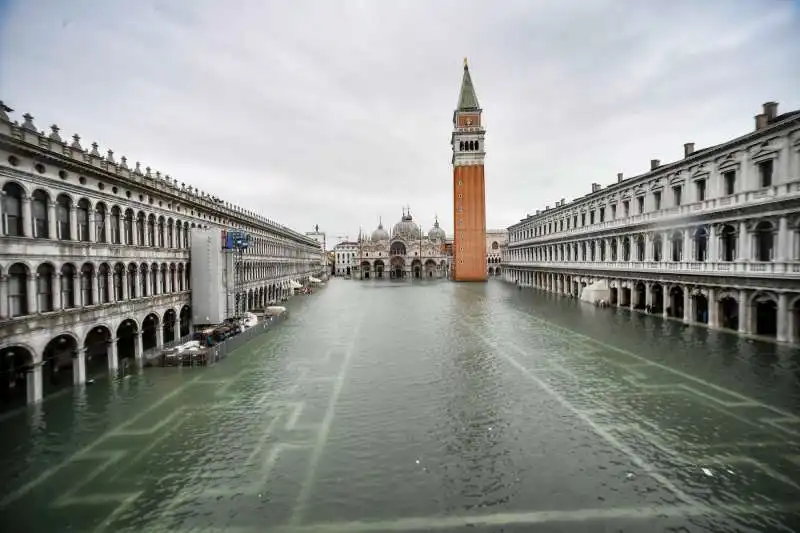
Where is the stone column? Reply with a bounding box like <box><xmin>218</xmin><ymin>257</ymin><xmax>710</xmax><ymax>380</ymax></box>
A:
<box><xmin>48</xmin><ymin>201</ymin><xmax>57</xmax><ymax>239</ymax></box>
<box><xmin>708</xmin><ymin>225</ymin><xmax>718</xmax><ymax>263</ymax></box>
<box><xmin>0</xmin><ymin>275</ymin><xmax>8</xmax><ymax>319</ymax></box>
<box><xmin>73</xmin><ymin>347</ymin><xmax>87</xmax><ymax>385</ymax></box>
<box><xmin>156</xmin><ymin>323</ymin><xmax>163</xmax><ymax>350</ymax></box>
<box><xmin>683</xmin><ymin>229</ymin><xmax>692</xmax><ymax>262</ymax></box>
<box><xmin>88</xmin><ymin>210</ymin><xmax>96</xmax><ymax>242</ymax></box>
<box><xmin>645</xmin><ymin>283</ymin><xmax>653</xmax><ymax>308</ymax></box>
<box><xmin>777</xmin><ymin>216</ymin><xmax>788</xmax><ymax>263</ymax></box>
<box><xmin>155</xmin><ymin>268</ymin><xmax>161</xmax><ymax>296</ymax></box>
<box><xmin>69</xmin><ymin>207</ymin><xmax>77</xmax><ymax>240</ymax></box>
<box><xmin>738</xmin><ymin>289</ymin><xmax>749</xmax><ymax>334</ymax></box>
<box><xmin>135</xmin><ymin>331</ymin><xmax>144</xmax><ymax>364</ymax></box>
<box><xmin>707</xmin><ymin>288</ymin><xmax>718</xmax><ymax>328</ymax></box>
<box><xmin>777</xmin><ymin>292</ymin><xmax>789</xmax><ymax>343</ymax></box>
<box><xmin>53</xmin><ymin>272</ymin><xmax>62</xmax><ymax>310</ymax></box>
<box><xmin>93</xmin><ymin>271</ymin><xmax>100</xmax><ymax>305</ymax></box>
<box><xmin>107</xmin><ymin>339</ymin><xmax>119</xmax><ymax>371</ymax></box>
<box><xmin>121</xmin><ymin>271</ymin><xmax>129</xmax><ymax>300</ymax></box>
<box><xmin>27</xmin><ymin>274</ymin><xmax>37</xmax><ymax>314</ymax></box>
<box><xmin>135</xmin><ymin>270</ymin><xmax>141</xmax><ymax>299</ymax></box>
<box><xmin>737</xmin><ymin>221</ymin><xmax>748</xmax><ymax>261</ymax></box>
<box><xmin>22</xmin><ymin>197</ymin><xmax>33</xmax><ymax>237</ymax></box>
<box><xmin>27</xmin><ymin>364</ymin><xmax>43</xmax><ymax>404</ymax></box>
<box><xmin>684</xmin><ymin>287</ymin><xmax>692</xmax><ymax>324</ymax></box>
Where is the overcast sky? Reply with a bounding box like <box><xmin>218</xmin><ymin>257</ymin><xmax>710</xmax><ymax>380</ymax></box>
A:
<box><xmin>1</xmin><ymin>0</ymin><xmax>798</xmax><ymax>245</ymax></box>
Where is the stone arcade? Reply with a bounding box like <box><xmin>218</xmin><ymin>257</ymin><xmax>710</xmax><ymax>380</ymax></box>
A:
<box><xmin>503</xmin><ymin>101</ymin><xmax>800</xmax><ymax>344</ymax></box>
<box><xmin>354</xmin><ymin>210</ymin><xmax>449</xmax><ymax>280</ymax></box>
<box><xmin>0</xmin><ymin>102</ymin><xmax>323</xmax><ymax>408</ymax></box>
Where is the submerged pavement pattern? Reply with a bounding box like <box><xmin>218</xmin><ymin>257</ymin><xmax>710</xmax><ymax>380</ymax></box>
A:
<box><xmin>1</xmin><ymin>280</ymin><xmax>799</xmax><ymax>532</ymax></box>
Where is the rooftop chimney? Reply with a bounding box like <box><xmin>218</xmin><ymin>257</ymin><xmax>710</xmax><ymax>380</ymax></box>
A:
<box><xmin>763</xmin><ymin>101</ymin><xmax>778</xmax><ymax>122</ymax></box>
<box><xmin>684</xmin><ymin>142</ymin><xmax>695</xmax><ymax>157</ymax></box>
<box><xmin>560</xmin><ymin>197</ymin><xmax>565</xmax><ymax>205</ymax></box>
<box><xmin>650</xmin><ymin>159</ymin><xmax>660</xmax><ymax>171</ymax></box>
<box><xmin>617</xmin><ymin>172</ymin><xmax>624</xmax><ymax>183</ymax></box>
<box><xmin>755</xmin><ymin>113</ymin><xmax>768</xmax><ymax>131</ymax></box>
<box><xmin>591</xmin><ymin>182</ymin><xmax>601</xmax><ymax>193</ymax></box>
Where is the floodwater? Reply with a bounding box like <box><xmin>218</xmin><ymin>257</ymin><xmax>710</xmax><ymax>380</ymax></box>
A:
<box><xmin>1</xmin><ymin>279</ymin><xmax>799</xmax><ymax>532</ymax></box>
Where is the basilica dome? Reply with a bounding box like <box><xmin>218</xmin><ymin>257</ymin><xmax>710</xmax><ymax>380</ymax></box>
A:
<box><xmin>428</xmin><ymin>218</ymin><xmax>446</xmax><ymax>241</ymax></box>
<box><xmin>371</xmin><ymin>219</ymin><xmax>389</xmax><ymax>241</ymax></box>
<box><xmin>392</xmin><ymin>210</ymin><xmax>422</xmax><ymax>240</ymax></box>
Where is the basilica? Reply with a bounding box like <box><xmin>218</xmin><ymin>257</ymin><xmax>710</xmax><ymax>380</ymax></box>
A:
<box><xmin>354</xmin><ymin>209</ymin><xmax>450</xmax><ymax>279</ymax></box>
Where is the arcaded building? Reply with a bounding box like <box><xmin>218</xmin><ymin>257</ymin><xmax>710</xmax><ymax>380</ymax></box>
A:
<box><xmin>354</xmin><ymin>211</ymin><xmax>449</xmax><ymax>279</ymax></box>
<box><xmin>486</xmin><ymin>229</ymin><xmax>507</xmax><ymax>277</ymax></box>
<box><xmin>503</xmin><ymin>102</ymin><xmax>800</xmax><ymax>344</ymax></box>
<box><xmin>451</xmin><ymin>59</ymin><xmax>487</xmax><ymax>282</ymax></box>
<box><xmin>0</xmin><ymin>102</ymin><xmax>323</xmax><ymax>408</ymax></box>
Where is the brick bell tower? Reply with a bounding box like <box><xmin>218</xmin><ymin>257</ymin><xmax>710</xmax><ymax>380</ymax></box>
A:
<box><xmin>451</xmin><ymin>58</ymin><xmax>487</xmax><ymax>282</ymax></box>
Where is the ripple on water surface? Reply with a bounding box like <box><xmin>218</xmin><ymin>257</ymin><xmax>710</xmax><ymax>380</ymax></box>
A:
<box><xmin>1</xmin><ymin>281</ymin><xmax>799</xmax><ymax>532</ymax></box>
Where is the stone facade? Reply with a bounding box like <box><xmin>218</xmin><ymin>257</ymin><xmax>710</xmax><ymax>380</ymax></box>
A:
<box><xmin>354</xmin><ymin>211</ymin><xmax>449</xmax><ymax>279</ymax></box>
<box><xmin>486</xmin><ymin>229</ymin><xmax>506</xmax><ymax>277</ymax></box>
<box><xmin>333</xmin><ymin>241</ymin><xmax>358</xmax><ymax>277</ymax></box>
<box><xmin>0</xmin><ymin>101</ymin><xmax>322</xmax><ymax>408</ymax></box>
<box><xmin>503</xmin><ymin>101</ymin><xmax>800</xmax><ymax>344</ymax></box>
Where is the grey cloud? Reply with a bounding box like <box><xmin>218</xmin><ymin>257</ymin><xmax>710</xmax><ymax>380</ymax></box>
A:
<box><xmin>1</xmin><ymin>0</ymin><xmax>797</xmax><ymax>240</ymax></box>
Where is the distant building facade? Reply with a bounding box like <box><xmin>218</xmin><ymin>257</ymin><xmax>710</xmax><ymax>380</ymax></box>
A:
<box><xmin>486</xmin><ymin>229</ymin><xmax>507</xmax><ymax>276</ymax></box>
<box><xmin>503</xmin><ymin>101</ymin><xmax>800</xmax><ymax>344</ymax></box>
<box><xmin>354</xmin><ymin>211</ymin><xmax>449</xmax><ymax>279</ymax></box>
<box><xmin>333</xmin><ymin>241</ymin><xmax>358</xmax><ymax>277</ymax></box>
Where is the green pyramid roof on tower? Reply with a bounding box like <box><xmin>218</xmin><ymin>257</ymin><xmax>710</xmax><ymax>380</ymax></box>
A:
<box><xmin>457</xmin><ymin>58</ymin><xmax>480</xmax><ymax>111</ymax></box>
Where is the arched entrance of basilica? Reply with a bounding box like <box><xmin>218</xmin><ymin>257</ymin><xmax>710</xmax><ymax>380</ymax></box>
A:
<box><xmin>390</xmin><ymin>256</ymin><xmax>405</xmax><ymax>279</ymax></box>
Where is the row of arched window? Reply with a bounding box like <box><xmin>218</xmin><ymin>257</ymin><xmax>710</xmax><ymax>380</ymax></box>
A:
<box><xmin>2</xmin><ymin>261</ymin><xmax>190</xmax><ymax>319</ymax></box>
<box><xmin>1</xmin><ymin>182</ymin><xmax>195</xmax><ymax>248</ymax></box>
<box><xmin>459</xmin><ymin>140</ymin><xmax>480</xmax><ymax>152</ymax></box>
<box><xmin>506</xmin><ymin>222</ymin><xmax>788</xmax><ymax>264</ymax></box>
<box><xmin>235</xmin><ymin>261</ymin><xmax>307</xmax><ymax>282</ymax></box>
<box><xmin>2</xmin><ymin>181</ymin><xmax>322</xmax><ymax>263</ymax></box>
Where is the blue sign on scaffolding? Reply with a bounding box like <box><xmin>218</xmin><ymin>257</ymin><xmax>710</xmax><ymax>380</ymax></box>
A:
<box><xmin>224</xmin><ymin>229</ymin><xmax>250</xmax><ymax>250</ymax></box>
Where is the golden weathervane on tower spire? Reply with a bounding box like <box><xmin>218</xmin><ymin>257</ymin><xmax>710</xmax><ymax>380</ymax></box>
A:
<box><xmin>463</xmin><ymin>57</ymin><xmax>468</xmax><ymax>68</ymax></box>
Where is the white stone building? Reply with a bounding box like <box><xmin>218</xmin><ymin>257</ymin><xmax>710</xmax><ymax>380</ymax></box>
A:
<box><xmin>333</xmin><ymin>241</ymin><xmax>358</xmax><ymax>277</ymax></box>
<box><xmin>503</xmin><ymin>101</ymin><xmax>800</xmax><ymax>344</ymax></box>
<box><xmin>354</xmin><ymin>211</ymin><xmax>449</xmax><ymax>279</ymax></box>
<box><xmin>0</xmin><ymin>102</ymin><xmax>323</xmax><ymax>408</ymax></box>
<box><xmin>486</xmin><ymin>229</ymin><xmax>507</xmax><ymax>277</ymax></box>
<box><xmin>305</xmin><ymin>225</ymin><xmax>328</xmax><ymax>276</ymax></box>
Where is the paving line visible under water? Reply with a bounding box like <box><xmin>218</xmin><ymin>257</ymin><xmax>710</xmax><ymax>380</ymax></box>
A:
<box><xmin>154</xmin><ymin>502</ymin><xmax>800</xmax><ymax>533</ymax></box>
<box><xmin>469</xmin><ymin>288</ymin><xmax>800</xmax><ymax>421</ymax></box>
<box><xmin>0</xmin><ymin>374</ymin><xmax>202</xmax><ymax>509</ymax></box>
<box><xmin>474</xmin><ymin>329</ymin><xmax>702</xmax><ymax>507</ymax></box>
<box><xmin>288</xmin><ymin>312</ymin><xmax>367</xmax><ymax>526</ymax></box>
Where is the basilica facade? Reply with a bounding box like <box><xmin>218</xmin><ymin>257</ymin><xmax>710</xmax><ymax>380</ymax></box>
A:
<box><xmin>354</xmin><ymin>210</ymin><xmax>449</xmax><ymax>279</ymax></box>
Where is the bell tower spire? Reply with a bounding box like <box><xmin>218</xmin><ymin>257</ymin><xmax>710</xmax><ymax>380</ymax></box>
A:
<box><xmin>450</xmin><ymin>58</ymin><xmax>487</xmax><ymax>282</ymax></box>
<box><xmin>456</xmin><ymin>58</ymin><xmax>480</xmax><ymax>112</ymax></box>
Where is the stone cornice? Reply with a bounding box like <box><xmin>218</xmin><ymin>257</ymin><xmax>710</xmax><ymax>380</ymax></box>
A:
<box><xmin>510</xmin><ymin>111</ymin><xmax>800</xmax><ymax>228</ymax></box>
<box><xmin>0</xmin><ymin>128</ymin><xmax>318</xmax><ymax>248</ymax></box>
<box><xmin>509</xmin><ymin>187</ymin><xmax>800</xmax><ymax>248</ymax></box>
